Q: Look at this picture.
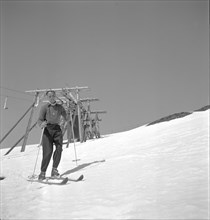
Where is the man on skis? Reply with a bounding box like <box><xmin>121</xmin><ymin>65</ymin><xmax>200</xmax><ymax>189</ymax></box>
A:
<box><xmin>37</xmin><ymin>90</ymin><xmax>68</xmax><ymax>180</ymax></box>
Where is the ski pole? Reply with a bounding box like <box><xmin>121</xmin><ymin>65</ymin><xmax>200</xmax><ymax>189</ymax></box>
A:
<box><xmin>30</xmin><ymin>127</ymin><xmax>45</xmax><ymax>179</ymax></box>
<box><xmin>69</xmin><ymin>110</ymin><xmax>79</xmax><ymax>166</ymax></box>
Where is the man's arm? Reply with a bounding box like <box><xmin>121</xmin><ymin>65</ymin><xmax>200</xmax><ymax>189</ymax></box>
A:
<box><xmin>60</xmin><ymin>105</ymin><xmax>68</xmax><ymax>121</ymax></box>
<box><xmin>37</xmin><ymin>105</ymin><xmax>47</xmax><ymax>128</ymax></box>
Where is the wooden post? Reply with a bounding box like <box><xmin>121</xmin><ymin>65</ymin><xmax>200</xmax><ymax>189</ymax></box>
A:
<box><xmin>80</xmin><ymin>98</ymin><xmax>99</xmax><ymax>140</ymax></box>
<box><xmin>94</xmin><ymin>113</ymin><xmax>100</xmax><ymax>138</ymax></box>
<box><xmin>65</xmin><ymin>102</ymin><xmax>74</xmax><ymax>148</ymax></box>
<box><xmin>84</xmin><ymin>100</ymin><xmax>93</xmax><ymax>139</ymax></box>
<box><xmin>90</xmin><ymin>111</ymin><xmax>107</xmax><ymax>138</ymax></box>
<box><xmin>21</xmin><ymin>92</ymin><xmax>39</xmax><ymax>152</ymax></box>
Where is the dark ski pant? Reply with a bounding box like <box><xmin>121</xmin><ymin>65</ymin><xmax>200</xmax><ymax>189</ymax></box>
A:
<box><xmin>41</xmin><ymin>124</ymin><xmax>63</xmax><ymax>173</ymax></box>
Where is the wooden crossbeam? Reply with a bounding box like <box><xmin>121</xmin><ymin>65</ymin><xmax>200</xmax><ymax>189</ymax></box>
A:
<box><xmin>25</xmin><ymin>86</ymin><xmax>89</xmax><ymax>93</ymax></box>
<box><xmin>42</xmin><ymin>99</ymin><xmax>67</xmax><ymax>104</ymax></box>
<box><xmin>91</xmin><ymin>111</ymin><xmax>107</xmax><ymax>114</ymax></box>
<box><xmin>80</xmin><ymin>98</ymin><xmax>99</xmax><ymax>102</ymax></box>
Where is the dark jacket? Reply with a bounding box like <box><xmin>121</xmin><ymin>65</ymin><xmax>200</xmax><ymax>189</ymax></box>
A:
<box><xmin>37</xmin><ymin>103</ymin><xmax>67</xmax><ymax>126</ymax></box>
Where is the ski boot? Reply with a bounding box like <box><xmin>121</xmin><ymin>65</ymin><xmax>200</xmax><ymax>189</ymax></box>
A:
<box><xmin>51</xmin><ymin>168</ymin><xmax>60</xmax><ymax>179</ymax></box>
<box><xmin>38</xmin><ymin>171</ymin><xmax>46</xmax><ymax>181</ymax></box>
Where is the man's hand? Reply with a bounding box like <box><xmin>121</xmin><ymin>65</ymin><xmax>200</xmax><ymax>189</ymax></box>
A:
<box><xmin>40</xmin><ymin>121</ymin><xmax>47</xmax><ymax>129</ymax></box>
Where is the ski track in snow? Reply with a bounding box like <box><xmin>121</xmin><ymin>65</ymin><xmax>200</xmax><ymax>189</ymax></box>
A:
<box><xmin>0</xmin><ymin>110</ymin><xmax>209</xmax><ymax>219</ymax></box>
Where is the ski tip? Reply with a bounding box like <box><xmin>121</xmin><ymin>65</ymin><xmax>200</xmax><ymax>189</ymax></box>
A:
<box><xmin>0</xmin><ymin>176</ymin><xmax>6</xmax><ymax>181</ymax></box>
<box><xmin>61</xmin><ymin>177</ymin><xmax>69</xmax><ymax>184</ymax></box>
<box><xmin>78</xmin><ymin>174</ymin><xmax>84</xmax><ymax>181</ymax></box>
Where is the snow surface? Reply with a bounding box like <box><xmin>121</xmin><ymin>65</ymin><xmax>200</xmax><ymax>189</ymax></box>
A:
<box><xmin>0</xmin><ymin>110</ymin><xmax>209</xmax><ymax>219</ymax></box>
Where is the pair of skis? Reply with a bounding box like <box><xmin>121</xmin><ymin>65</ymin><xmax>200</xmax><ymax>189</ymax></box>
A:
<box><xmin>28</xmin><ymin>174</ymin><xmax>84</xmax><ymax>185</ymax></box>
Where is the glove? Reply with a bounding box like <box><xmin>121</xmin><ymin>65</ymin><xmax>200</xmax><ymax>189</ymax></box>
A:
<box><xmin>40</xmin><ymin>121</ymin><xmax>47</xmax><ymax>129</ymax></box>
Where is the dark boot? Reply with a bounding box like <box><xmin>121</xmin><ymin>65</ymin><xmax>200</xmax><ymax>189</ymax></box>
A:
<box><xmin>38</xmin><ymin>171</ymin><xmax>46</xmax><ymax>180</ymax></box>
<box><xmin>51</xmin><ymin>168</ymin><xmax>60</xmax><ymax>178</ymax></box>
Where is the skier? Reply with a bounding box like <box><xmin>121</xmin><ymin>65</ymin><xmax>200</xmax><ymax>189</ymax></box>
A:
<box><xmin>37</xmin><ymin>90</ymin><xmax>68</xmax><ymax>180</ymax></box>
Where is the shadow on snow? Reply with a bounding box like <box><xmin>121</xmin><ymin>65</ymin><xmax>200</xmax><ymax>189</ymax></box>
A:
<box><xmin>61</xmin><ymin>159</ymin><xmax>106</xmax><ymax>177</ymax></box>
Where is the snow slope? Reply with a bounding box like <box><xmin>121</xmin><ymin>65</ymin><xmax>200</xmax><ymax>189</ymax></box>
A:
<box><xmin>0</xmin><ymin>110</ymin><xmax>209</xmax><ymax>219</ymax></box>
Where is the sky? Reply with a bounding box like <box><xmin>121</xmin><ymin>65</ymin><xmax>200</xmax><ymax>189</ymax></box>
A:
<box><xmin>0</xmin><ymin>0</ymin><xmax>209</xmax><ymax>148</ymax></box>
<box><xmin>0</xmin><ymin>109</ymin><xmax>209</xmax><ymax>219</ymax></box>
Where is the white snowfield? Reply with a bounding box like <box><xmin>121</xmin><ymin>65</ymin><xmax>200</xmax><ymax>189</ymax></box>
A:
<box><xmin>0</xmin><ymin>110</ymin><xmax>209</xmax><ymax>219</ymax></box>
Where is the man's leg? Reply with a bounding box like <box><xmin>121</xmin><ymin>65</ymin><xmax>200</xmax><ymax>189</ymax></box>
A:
<box><xmin>52</xmin><ymin>128</ymin><xmax>63</xmax><ymax>170</ymax></box>
<box><xmin>40</xmin><ymin>129</ymin><xmax>54</xmax><ymax>172</ymax></box>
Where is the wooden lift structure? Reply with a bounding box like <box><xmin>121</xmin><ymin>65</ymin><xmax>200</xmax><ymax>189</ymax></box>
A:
<box><xmin>80</xmin><ymin>98</ymin><xmax>99</xmax><ymax>142</ymax></box>
<box><xmin>1</xmin><ymin>86</ymin><xmax>91</xmax><ymax>154</ymax></box>
<box><xmin>1</xmin><ymin>85</ymin><xmax>106</xmax><ymax>155</ymax></box>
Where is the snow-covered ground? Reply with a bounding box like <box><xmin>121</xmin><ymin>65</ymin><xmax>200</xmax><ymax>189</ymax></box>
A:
<box><xmin>0</xmin><ymin>110</ymin><xmax>209</xmax><ymax>219</ymax></box>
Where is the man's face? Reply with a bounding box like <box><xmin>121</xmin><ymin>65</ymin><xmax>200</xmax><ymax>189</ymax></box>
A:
<box><xmin>47</xmin><ymin>92</ymin><xmax>56</xmax><ymax>104</ymax></box>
